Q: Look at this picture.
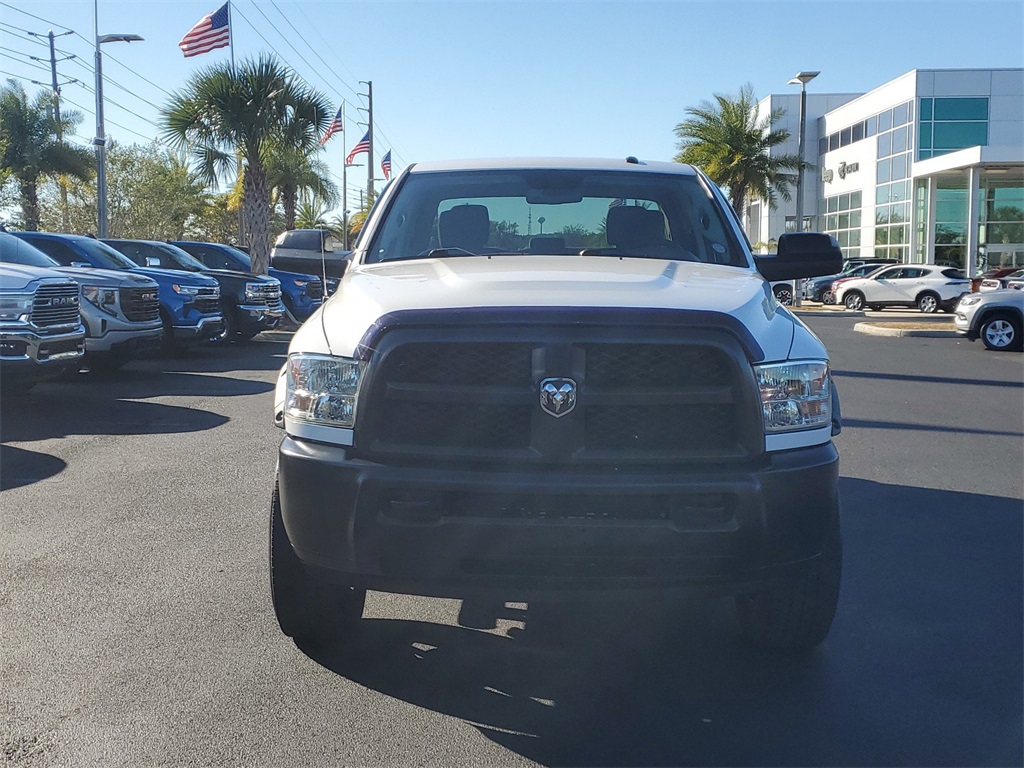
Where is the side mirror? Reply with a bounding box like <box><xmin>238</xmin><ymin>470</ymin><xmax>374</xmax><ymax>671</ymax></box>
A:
<box><xmin>146</xmin><ymin>256</ymin><xmax>162</xmax><ymax>267</ymax></box>
<box><xmin>70</xmin><ymin>261</ymin><xmax>91</xmax><ymax>268</ymax></box>
<box><xmin>754</xmin><ymin>233</ymin><xmax>843</xmax><ymax>282</ymax></box>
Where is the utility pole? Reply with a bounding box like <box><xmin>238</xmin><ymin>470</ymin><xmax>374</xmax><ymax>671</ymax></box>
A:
<box><xmin>34</xmin><ymin>29</ymin><xmax>77</xmax><ymax>230</ymax></box>
<box><xmin>358</xmin><ymin>80</ymin><xmax>373</xmax><ymax>206</ymax></box>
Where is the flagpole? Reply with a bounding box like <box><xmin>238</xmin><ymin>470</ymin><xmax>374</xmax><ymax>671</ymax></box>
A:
<box><xmin>227</xmin><ymin>0</ymin><xmax>235</xmax><ymax>72</ymax></box>
<box><xmin>341</xmin><ymin>101</ymin><xmax>348</xmax><ymax>250</ymax></box>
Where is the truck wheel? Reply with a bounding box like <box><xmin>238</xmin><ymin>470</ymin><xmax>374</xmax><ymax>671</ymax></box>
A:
<box><xmin>773</xmin><ymin>285</ymin><xmax>793</xmax><ymax>306</ymax></box>
<box><xmin>980</xmin><ymin>313</ymin><xmax>1022</xmax><ymax>351</ymax></box>
<box><xmin>270</xmin><ymin>482</ymin><xmax>365</xmax><ymax>643</ymax></box>
<box><xmin>735</xmin><ymin>525</ymin><xmax>842</xmax><ymax>651</ymax></box>
<box><xmin>211</xmin><ymin>309</ymin><xmax>238</xmax><ymax>344</ymax></box>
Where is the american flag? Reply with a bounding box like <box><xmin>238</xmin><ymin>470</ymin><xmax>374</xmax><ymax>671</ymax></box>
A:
<box><xmin>345</xmin><ymin>131</ymin><xmax>370</xmax><ymax>165</ymax></box>
<box><xmin>381</xmin><ymin>150</ymin><xmax>392</xmax><ymax>180</ymax></box>
<box><xmin>179</xmin><ymin>3</ymin><xmax>230</xmax><ymax>58</ymax></box>
<box><xmin>320</xmin><ymin>106</ymin><xmax>343</xmax><ymax>146</ymax></box>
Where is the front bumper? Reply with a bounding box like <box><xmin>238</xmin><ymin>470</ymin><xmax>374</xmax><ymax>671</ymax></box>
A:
<box><xmin>277</xmin><ymin>438</ymin><xmax>840</xmax><ymax>598</ymax></box>
<box><xmin>0</xmin><ymin>324</ymin><xmax>86</xmax><ymax>379</ymax></box>
<box><xmin>84</xmin><ymin>322</ymin><xmax>163</xmax><ymax>355</ymax></box>
<box><xmin>172</xmin><ymin>314</ymin><xmax>224</xmax><ymax>343</ymax></box>
<box><xmin>236</xmin><ymin>303</ymin><xmax>284</xmax><ymax>335</ymax></box>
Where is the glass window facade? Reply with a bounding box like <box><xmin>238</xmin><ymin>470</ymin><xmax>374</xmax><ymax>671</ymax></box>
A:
<box><xmin>873</xmin><ymin>107</ymin><xmax>914</xmax><ymax>261</ymax></box>
<box><xmin>819</xmin><ymin>101</ymin><xmax>913</xmax><ymax>158</ymax></box>
<box><xmin>820</xmin><ymin>190</ymin><xmax>862</xmax><ymax>257</ymax></box>
<box><xmin>918</xmin><ymin>97</ymin><xmax>989</xmax><ymax>160</ymax></box>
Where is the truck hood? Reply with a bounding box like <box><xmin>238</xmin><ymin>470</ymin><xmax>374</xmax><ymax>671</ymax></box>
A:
<box><xmin>51</xmin><ymin>266</ymin><xmax>158</xmax><ymax>289</ymax></box>
<box><xmin>129</xmin><ymin>267</ymin><xmax>219</xmax><ymax>287</ymax></box>
<box><xmin>303</xmin><ymin>255</ymin><xmax>799</xmax><ymax>362</ymax></box>
<box><xmin>0</xmin><ymin>263</ymin><xmax>73</xmax><ymax>291</ymax></box>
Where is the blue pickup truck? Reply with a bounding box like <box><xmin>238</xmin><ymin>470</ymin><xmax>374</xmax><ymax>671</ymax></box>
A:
<box><xmin>12</xmin><ymin>232</ymin><xmax>223</xmax><ymax>350</ymax></box>
<box><xmin>170</xmin><ymin>241</ymin><xmax>324</xmax><ymax>323</ymax></box>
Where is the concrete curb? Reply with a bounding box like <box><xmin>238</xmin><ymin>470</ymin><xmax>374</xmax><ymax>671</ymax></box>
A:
<box><xmin>854</xmin><ymin>322</ymin><xmax>958</xmax><ymax>338</ymax></box>
<box><xmin>793</xmin><ymin>309</ymin><xmax>865</xmax><ymax>317</ymax></box>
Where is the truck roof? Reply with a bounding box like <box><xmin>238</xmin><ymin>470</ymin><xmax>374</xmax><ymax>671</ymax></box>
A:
<box><xmin>408</xmin><ymin>157</ymin><xmax>698</xmax><ymax>175</ymax></box>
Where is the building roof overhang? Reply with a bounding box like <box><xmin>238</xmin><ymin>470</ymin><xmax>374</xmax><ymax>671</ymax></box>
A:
<box><xmin>912</xmin><ymin>145</ymin><xmax>1024</xmax><ymax>179</ymax></box>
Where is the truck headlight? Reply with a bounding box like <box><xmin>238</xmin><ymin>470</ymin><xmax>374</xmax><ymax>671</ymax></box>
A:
<box><xmin>0</xmin><ymin>293</ymin><xmax>33</xmax><ymax>321</ymax></box>
<box><xmin>755</xmin><ymin>360</ymin><xmax>831</xmax><ymax>433</ymax></box>
<box><xmin>82</xmin><ymin>285</ymin><xmax>118</xmax><ymax>316</ymax></box>
<box><xmin>285</xmin><ymin>353</ymin><xmax>363</xmax><ymax>428</ymax></box>
<box><xmin>244</xmin><ymin>282</ymin><xmax>262</xmax><ymax>300</ymax></box>
<box><xmin>172</xmin><ymin>284</ymin><xmax>200</xmax><ymax>296</ymax></box>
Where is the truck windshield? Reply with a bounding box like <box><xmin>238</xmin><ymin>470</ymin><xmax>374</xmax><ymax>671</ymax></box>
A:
<box><xmin>0</xmin><ymin>233</ymin><xmax>60</xmax><ymax>268</ymax></box>
<box><xmin>73</xmin><ymin>238</ymin><xmax>140</xmax><ymax>270</ymax></box>
<box><xmin>109</xmin><ymin>241</ymin><xmax>208</xmax><ymax>272</ymax></box>
<box><xmin>366</xmin><ymin>169</ymin><xmax>747</xmax><ymax>267</ymax></box>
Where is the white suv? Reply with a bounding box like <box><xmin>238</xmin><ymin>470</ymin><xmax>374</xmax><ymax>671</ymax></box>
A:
<box><xmin>834</xmin><ymin>264</ymin><xmax>970</xmax><ymax>313</ymax></box>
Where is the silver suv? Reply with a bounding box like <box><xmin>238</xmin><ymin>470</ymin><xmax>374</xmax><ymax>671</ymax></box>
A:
<box><xmin>955</xmin><ymin>289</ymin><xmax>1024</xmax><ymax>351</ymax></box>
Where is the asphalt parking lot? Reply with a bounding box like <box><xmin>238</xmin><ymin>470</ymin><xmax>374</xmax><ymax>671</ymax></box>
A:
<box><xmin>1</xmin><ymin>315</ymin><xmax>1022</xmax><ymax>767</ymax></box>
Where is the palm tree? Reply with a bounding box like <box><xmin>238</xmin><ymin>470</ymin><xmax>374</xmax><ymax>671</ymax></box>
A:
<box><xmin>161</xmin><ymin>55</ymin><xmax>331</xmax><ymax>273</ymax></box>
<box><xmin>0</xmin><ymin>80</ymin><xmax>93</xmax><ymax>230</ymax></box>
<box><xmin>266</xmin><ymin>144</ymin><xmax>337</xmax><ymax>231</ymax></box>
<box><xmin>674</xmin><ymin>83</ymin><xmax>803</xmax><ymax>218</ymax></box>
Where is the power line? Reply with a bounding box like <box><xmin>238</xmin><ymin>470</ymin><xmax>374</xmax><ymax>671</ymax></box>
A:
<box><xmin>63</xmin><ymin>93</ymin><xmax>160</xmax><ymax>145</ymax></box>
<box><xmin>0</xmin><ymin>46</ymin><xmax>56</xmax><ymax>75</ymax></box>
<box><xmin>0</xmin><ymin>2</ymin><xmax>73</xmax><ymax>33</ymax></box>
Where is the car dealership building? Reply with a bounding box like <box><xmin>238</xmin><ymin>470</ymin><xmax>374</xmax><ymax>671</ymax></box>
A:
<box><xmin>744</xmin><ymin>68</ymin><xmax>1024</xmax><ymax>277</ymax></box>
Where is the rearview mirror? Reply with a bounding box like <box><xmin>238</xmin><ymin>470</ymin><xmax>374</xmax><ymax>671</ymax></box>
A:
<box><xmin>754</xmin><ymin>233</ymin><xmax>843</xmax><ymax>282</ymax></box>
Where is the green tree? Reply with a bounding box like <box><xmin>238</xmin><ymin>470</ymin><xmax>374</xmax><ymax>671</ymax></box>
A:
<box><xmin>0</xmin><ymin>80</ymin><xmax>93</xmax><ymax>230</ymax></box>
<box><xmin>266</xmin><ymin>144</ymin><xmax>337</xmax><ymax>231</ymax></box>
<box><xmin>39</xmin><ymin>142</ymin><xmax>209</xmax><ymax>239</ymax></box>
<box><xmin>674</xmin><ymin>83</ymin><xmax>803</xmax><ymax>217</ymax></box>
<box><xmin>161</xmin><ymin>55</ymin><xmax>331</xmax><ymax>273</ymax></box>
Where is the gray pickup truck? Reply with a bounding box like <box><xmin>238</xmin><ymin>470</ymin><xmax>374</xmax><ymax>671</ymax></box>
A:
<box><xmin>0</xmin><ymin>262</ymin><xmax>85</xmax><ymax>391</ymax></box>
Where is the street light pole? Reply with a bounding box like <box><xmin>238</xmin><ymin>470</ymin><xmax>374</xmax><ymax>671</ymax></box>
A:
<box><xmin>788</xmin><ymin>70</ymin><xmax>819</xmax><ymax>306</ymax></box>
<box><xmin>93</xmin><ymin>0</ymin><xmax>142</xmax><ymax>237</ymax></box>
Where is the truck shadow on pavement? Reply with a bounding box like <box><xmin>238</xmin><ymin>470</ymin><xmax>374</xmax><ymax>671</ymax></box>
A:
<box><xmin>301</xmin><ymin>477</ymin><xmax>1023</xmax><ymax>767</ymax></box>
<box><xmin>0</xmin><ymin>444</ymin><xmax>66</xmax><ymax>490</ymax></box>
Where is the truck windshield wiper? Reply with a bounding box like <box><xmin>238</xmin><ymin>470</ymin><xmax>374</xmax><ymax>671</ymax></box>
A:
<box><xmin>381</xmin><ymin>249</ymin><xmax>521</xmax><ymax>263</ymax></box>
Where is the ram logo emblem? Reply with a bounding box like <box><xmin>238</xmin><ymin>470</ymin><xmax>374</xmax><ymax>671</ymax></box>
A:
<box><xmin>539</xmin><ymin>377</ymin><xmax>577</xmax><ymax>418</ymax></box>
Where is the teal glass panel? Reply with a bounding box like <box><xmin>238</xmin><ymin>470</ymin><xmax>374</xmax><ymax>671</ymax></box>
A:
<box><xmin>852</xmin><ymin>191</ymin><xmax>862</xmax><ymax>208</ymax></box>
<box><xmin>879</xmin><ymin>109</ymin><xmax>893</xmax><ymax>132</ymax></box>
<box><xmin>936</xmin><ymin>224</ymin><xmax>966</xmax><ymax>244</ymax></box>
<box><xmin>919</xmin><ymin>124</ymin><xmax>932</xmax><ymax>149</ymax></box>
<box><xmin>920</xmin><ymin>98</ymin><xmax>933</xmax><ymax>120</ymax></box>
<box><xmin>838</xmin><ymin>230</ymin><xmax>850</xmax><ymax>247</ymax></box>
<box><xmin>933</xmin><ymin>97</ymin><xmax>988</xmax><ymax>120</ymax></box>
<box><xmin>988</xmin><ymin>186</ymin><xmax>1024</xmax><ymax>206</ymax></box>
<box><xmin>875</xmin><ymin>226</ymin><xmax>889</xmax><ymax>244</ymax></box>
<box><xmin>933</xmin><ymin>121</ymin><xmax>988</xmax><ymax>149</ymax></box>
<box><xmin>876</xmin><ymin>185</ymin><xmax>891</xmax><ymax>205</ymax></box>
<box><xmin>919</xmin><ymin>150</ymin><xmax>932</xmax><ymax>160</ymax></box>
<box><xmin>839</xmin><ymin>193</ymin><xmax>851</xmax><ymax>210</ymax></box>
<box><xmin>827</xmin><ymin>196</ymin><xmax>838</xmax><ymax>213</ymax></box>
<box><xmin>826</xmin><ymin>214</ymin><xmax>838</xmax><ymax>230</ymax></box>
<box><xmin>876</xmin><ymin>207</ymin><xmax>890</xmax><ymax>226</ymax></box>
<box><xmin>851</xmin><ymin>210</ymin><xmax>862</xmax><ymax>228</ymax></box>
<box><xmin>839</xmin><ymin>213</ymin><xmax>850</xmax><ymax>229</ymax></box>
<box><xmin>865</xmin><ymin>115</ymin><xmax>877</xmax><ymax>137</ymax></box>
<box><xmin>850</xmin><ymin>229</ymin><xmax>861</xmax><ymax>246</ymax></box>
<box><xmin>988</xmin><ymin>222</ymin><xmax>1024</xmax><ymax>243</ymax></box>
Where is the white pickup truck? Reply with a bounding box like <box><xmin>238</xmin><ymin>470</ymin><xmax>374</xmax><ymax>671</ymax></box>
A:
<box><xmin>272</xmin><ymin>157</ymin><xmax>845</xmax><ymax>651</ymax></box>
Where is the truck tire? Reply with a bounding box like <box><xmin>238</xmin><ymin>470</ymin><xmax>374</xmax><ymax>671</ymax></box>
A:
<box><xmin>734</xmin><ymin>524</ymin><xmax>842</xmax><ymax>651</ymax></box>
<box><xmin>773</xmin><ymin>284</ymin><xmax>793</xmax><ymax>306</ymax></box>
<box><xmin>979</xmin><ymin>312</ymin><xmax>1022</xmax><ymax>351</ymax></box>
<box><xmin>270</xmin><ymin>481</ymin><xmax>365</xmax><ymax>644</ymax></box>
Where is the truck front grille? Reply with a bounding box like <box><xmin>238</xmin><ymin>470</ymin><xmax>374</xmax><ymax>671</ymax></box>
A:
<box><xmin>195</xmin><ymin>289</ymin><xmax>220</xmax><ymax>315</ymax></box>
<box><xmin>31</xmin><ymin>281</ymin><xmax>80</xmax><ymax>329</ymax></box>
<box><xmin>120</xmin><ymin>287</ymin><xmax>160</xmax><ymax>322</ymax></box>
<box><xmin>249</xmin><ymin>284</ymin><xmax>284</xmax><ymax>312</ymax></box>
<box><xmin>357</xmin><ymin>322</ymin><xmax>762</xmax><ymax>467</ymax></box>
<box><xmin>305</xmin><ymin>281</ymin><xmax>324</xmax><ymax>300</ymax></box>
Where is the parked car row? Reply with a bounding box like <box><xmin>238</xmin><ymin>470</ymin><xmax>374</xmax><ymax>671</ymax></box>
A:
<box><xmin>0</xmin><ymin>230</ymin><xmax>328</xmax><ymax>392</ymax></box>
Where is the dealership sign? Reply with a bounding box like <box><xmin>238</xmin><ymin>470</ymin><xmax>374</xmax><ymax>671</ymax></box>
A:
<box><xmin>822</xmin><ymin>161</ymin><xmax>860</xmax><ymax>183</ymax></box>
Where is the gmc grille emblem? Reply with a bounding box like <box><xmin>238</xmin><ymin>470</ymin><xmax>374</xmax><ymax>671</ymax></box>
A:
<box><xmin>539</xmin><ymin>377</ymin><xmax>577</xmax><ymax>418</ymax></box>
<box><xmin>141</xmin><ymin>293</ymin><xmax>156</xmax><ymax>301</ymax></box>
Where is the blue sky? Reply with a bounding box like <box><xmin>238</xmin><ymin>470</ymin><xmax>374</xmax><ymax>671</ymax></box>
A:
<box><xmin>2</xmin><ymin>0</ymin><xmax>1022</xmax><ymax>214</ymax></box>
